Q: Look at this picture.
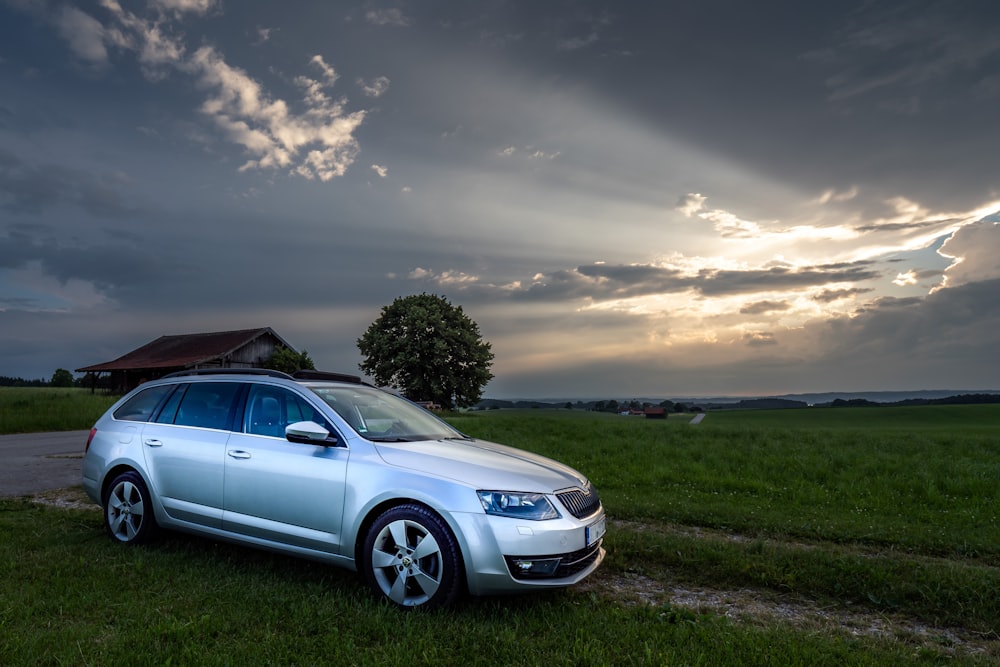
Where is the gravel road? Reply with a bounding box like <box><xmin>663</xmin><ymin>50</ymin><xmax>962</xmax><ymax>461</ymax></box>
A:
<box><xmin>0</xmin><ymin>430</ymin><xmax>90</xmax><ymax>497</ymax></box>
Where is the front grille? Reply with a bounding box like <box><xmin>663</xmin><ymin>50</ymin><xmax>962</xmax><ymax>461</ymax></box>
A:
<box><xmin>505</xmin><ymin>539</ymin><xmax>604</xmax><ymax>580</ymax></box>
<box><xmin>557</xmin><ymin>485</ymin><xmax>602</xmax><ymax>519</ymax></box>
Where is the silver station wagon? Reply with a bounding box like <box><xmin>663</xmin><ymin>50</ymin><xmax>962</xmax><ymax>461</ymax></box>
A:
<box><xmin>82</xmin><ymin>369</ymin><xmax>606</xmax><ymax>608</ymax></box>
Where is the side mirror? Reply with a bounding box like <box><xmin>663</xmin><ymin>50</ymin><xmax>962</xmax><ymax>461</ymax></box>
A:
<box><xmin>285</xmin><ymin>421</ymin><xmax>338</xmax><ymax>446</ymax></box>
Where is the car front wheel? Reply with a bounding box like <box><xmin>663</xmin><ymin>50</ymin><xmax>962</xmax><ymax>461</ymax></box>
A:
<box><xmin>362</xmin><ymin>504</ymin><xmax>463</xmax><ymax>609</ymax></box>
<box><xmin>103</xmin><ymin>470</ymin><xmax>158</xmax><ymax>544</ymax></box>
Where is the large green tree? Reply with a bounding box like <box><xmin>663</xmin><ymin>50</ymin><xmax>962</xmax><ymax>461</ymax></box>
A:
<box><xmin>357</xmin><ymin>293</ymin><xmax>494</xmax><ymax>409</ymax></box>
<box><xmin>264</xmin><ymin>347</ymin><xmax>316</xmax><ymax>374</ymax></box>
<box><xmin>50</xmin><ymin>368</ymin><xmax>74</xmax><ymax>387</ymax></box>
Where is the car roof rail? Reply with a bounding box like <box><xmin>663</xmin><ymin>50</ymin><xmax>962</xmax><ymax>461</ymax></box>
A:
<box><xmin>292</xmin><ymin>370</ymin><xmax>365</xmax><ymax>384</ymax></box>
<box><xmin>162</xmin><ymin>368</ymin><xmax>293</xmax><ymax>379</ymax></box>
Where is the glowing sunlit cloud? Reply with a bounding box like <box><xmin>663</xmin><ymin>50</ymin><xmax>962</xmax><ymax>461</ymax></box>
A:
<box><xmin>815</xmin><ymin>186</ymin><xmax>858</xmax><ymax>204</ymax></box>
<box><xmin>700</xmin><ymin>209</ymin><xmax>763</xmax><ymax>238</ymax></box>
<box><xmin>187</xmin><ymin>46</ymin><xmax>364</xmax><ymax>180</ymax></box>
<box><xmin>150</xmin><ymin>0</ymin><xmax>218</xmax><ymax>16</ymax></box>
<box><xmin>306</xmin><ymin>54</ymin><xmax>338</xmax><ymax>84</ymax></box>
<box><xmin>60</xmin><ymin>2</ymin><xmax>367</xmax><ymax>181</ymax></box>
<box><xmin>55</xmin><ymin>6</ymin><xmax>109</xmax><ymax>65</ymax></box>
<box><xmin>675</xmin><ymin>193</ymin><xmax>706</xmax><ymax>217</ymax></box>
<box><xmin>936</xmin><ymin>217</ymin><xmax>1000</xmax><ymax>289</ymax></box>
<box><xmin>678</xmin><ymin>193</ymin><xmax>860</xmax><ymax>246</ymax></box>
<box><xmin>358</xmin><ymin>76</ymin><xmax>390</xmax><ymax>97</ymax></box>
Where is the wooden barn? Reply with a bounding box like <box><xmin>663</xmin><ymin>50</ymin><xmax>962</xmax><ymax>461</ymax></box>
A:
<box><xmin>76</xmin><ymin>327</ymin><xmax>295</xmax><ymax>393</ymax></box>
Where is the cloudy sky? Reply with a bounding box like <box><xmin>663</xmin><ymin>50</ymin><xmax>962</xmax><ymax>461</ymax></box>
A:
<box><xmin>2</xmin><ymin>0</ymin><xmax>999</xmax><ymax>399</ymax></box>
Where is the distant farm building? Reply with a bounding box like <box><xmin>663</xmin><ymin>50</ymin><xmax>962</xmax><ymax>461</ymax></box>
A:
<box><xmin>622</xmin><ymin>407</ymin><xmax>668</xmax><ymax>419</ymax></box>
<box><xmin>76</xmin><ymin>327</ymin><xmax>295</xmax><ymax>393</ymax></box>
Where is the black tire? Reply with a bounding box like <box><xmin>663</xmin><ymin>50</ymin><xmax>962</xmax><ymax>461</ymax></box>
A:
<box><xmin>103</xmin><ymin>470</ymin><xmax>158</xmax><ymax>545</ymax></box>
<box><xmin>362</xmin><ymin>504</ymin><xmax>463</xmax><ymax>609</ymax></box>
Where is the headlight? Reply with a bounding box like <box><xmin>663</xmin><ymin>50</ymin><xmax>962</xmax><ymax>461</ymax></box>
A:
<box><xmin>477</xmin><ymin>491</ymin><xmax>560</xmax><ymax>520</ymax></box>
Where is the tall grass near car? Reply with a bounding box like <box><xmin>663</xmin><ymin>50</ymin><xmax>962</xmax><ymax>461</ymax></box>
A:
<box><xmin>449</xmin><ymin>406</ymin><xmax>1000</xmax><ymax>632</ymax></box>
<box><xmin>0</xmin><ymin>387</ymin><xmax>117</xmax><ymax>434</ymax></box>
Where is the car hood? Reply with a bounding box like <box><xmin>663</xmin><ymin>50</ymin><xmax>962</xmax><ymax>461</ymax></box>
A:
<box><xmin>373</xmin><ymin>438</ymin><xmax>590</xmax><ymax>492</ymax></box>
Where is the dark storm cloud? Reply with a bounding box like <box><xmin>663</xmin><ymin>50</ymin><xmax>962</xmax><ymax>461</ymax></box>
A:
<box><xmin>740</xmin><ymin>300</ymin><xmax>792</xmax><ymax>315</ymax></box>
<box><xmin>473</xmin><ymin>0</ymin><xmax>1000</xmax><ymax>211</ymax></box>
<box><xmin>427</xmin><ymin>259</ymin><xmax>884</xmax><ymax>304</ymax></box>
<box><xmin>576</xmin><ymin>263</ymin><xmax>681</xmax><ymax>284</ymax></box>
<box><xmin>853</xmin><ymin>295</ymin><xmax>925</xmax><ymax>314</ymax></box>
<box><xmin>798</xmin><ymin>278</ymin><xmax>1000</xmax><ymax>386</ymax></box>
<box><xmin>0</xmin><ymin>224</ymin><xmax>173</xmax><ymax>294</ymax></box>
<box><xmin>814</xmin><ymin>287</ymin><xmax>874</xmax><ymax>303</ymax></box>
<box><xmin>576</xmin><ymin>260</ymin><xmax>880</xmax><ymax>299</ymax></box>
<box><xmin>0</xmin><ymin>296</ymin><xmax>40</xmax><ymax>309</ymax></box>
<box><xmin>696</xmin><ymin>263</ymin><xmax>882</xmax><ymax>296</ymax></box>
<box><xmin>743</xmin><ymin>331</ymin><xmax>778</xmax><ymax>347</ymax></box>
<box><xmin>855</xmin><ymin>217</ymin><xmax>963</xmax><ymax>233</ymax></box>
<box><xmin>0</xmin><ymin>150</ymin><xmax>136</xmax><ymax>218</ymax></box>
<box><xmin>912</xmin><ymin>269</ymin><xmax>943</xmax><ymax>282</ymax></box>
<box><xmin>819</xmin><ymin>1</ymin><xmax>1000</xmax><ymax>105</ymax></box>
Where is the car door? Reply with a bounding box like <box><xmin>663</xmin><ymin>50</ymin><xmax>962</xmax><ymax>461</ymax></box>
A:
<box><xmin>139</xmin><ymin>381</ymin><xmax>241</xmax><ymax>529</ymax></box>
<box><xmin>222</xmin><ymin>384</ymin><xmax>349</xmax><ymax>554</ymax></box>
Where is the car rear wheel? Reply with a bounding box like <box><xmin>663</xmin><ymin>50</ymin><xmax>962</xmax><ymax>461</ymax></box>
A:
<box><xmin>363</xmin><ymin>504</ymin><xmax>463</xmax><ymax>609</ymax></box>
<box><xmin>103</xmin><ymin>470</ymin><xmax>158</xmax><ymax>544</ymax></box>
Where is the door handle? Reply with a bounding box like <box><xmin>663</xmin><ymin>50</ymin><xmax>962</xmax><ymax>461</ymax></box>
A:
<box><xmin>144</xmin><ymin>439</ymin><xmax>163</xmax><ymax>447</ymax></box>
<box><xmin>227</xmin><ymin>450</ymin><xmax>251</xmax><ymax>459</ymax></box>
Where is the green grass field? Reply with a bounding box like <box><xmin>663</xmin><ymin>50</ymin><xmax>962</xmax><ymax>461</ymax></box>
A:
<box><xmin>0</xmin><ymin>387</ymin><xmax>116</xmax><ymax>433</ymax></box>
<box><xmin>3</xmin><ymin>393</ymin><xmax>999</xmax><ymax>664</ymax></box>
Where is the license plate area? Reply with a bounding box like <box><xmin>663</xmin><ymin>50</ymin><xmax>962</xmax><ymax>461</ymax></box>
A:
<box><xmin>586</xmin><ymin>516</ymin><xmax>606</xmax><ymax>547</ymax></box>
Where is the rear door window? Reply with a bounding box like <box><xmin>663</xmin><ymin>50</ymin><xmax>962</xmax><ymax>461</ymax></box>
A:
<box><xmin>171</xmin><ymin>382</ymin><xmax>242</xmax><ymax>430</ymax></box>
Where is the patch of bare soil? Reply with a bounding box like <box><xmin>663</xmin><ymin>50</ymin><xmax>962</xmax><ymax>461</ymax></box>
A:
<box><xmin>581</xmin><ymin>570</ymin><xmax>1000</xmax><ymax>657</ymax></box>
<box><xmin>30</xmin><ymin>486</ymin><xmax>97</xmax><ymax>511</ymax></box>
<box><xmin>580</xmin><ymin>521</ymin><xmax>1000</xmax><ymax>660</ymax></box>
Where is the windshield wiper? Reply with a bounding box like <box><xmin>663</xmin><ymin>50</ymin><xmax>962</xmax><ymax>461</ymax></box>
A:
<box><xmin>367</xmin><ymin>433</ymin><xmax>471</xmax><ymax>442</ymax></box>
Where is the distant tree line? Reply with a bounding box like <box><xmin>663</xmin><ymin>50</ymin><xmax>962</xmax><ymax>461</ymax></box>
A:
<box><xmin>828</xmin><ymin>394</ymin><xmax>1000</xmax><ymax>408</ymax></box>
<box><xmin>0</xmin><ymin>376</ymin><xmax>49</xmax><ymax>387</ymax></box>
<box><xmin>475</xmin><ymin>393</ymin><xmax>1000</xmax><ymax>411</ymax></box>
<box><xmin>1</xmin><ymin>369</ymin><xmax>83</xmax><ymax>388</ymax></box>
<box><xmin>474</xmin><ymin>398</ymin><xmax>694</xmax><ymax>413</ymax></box>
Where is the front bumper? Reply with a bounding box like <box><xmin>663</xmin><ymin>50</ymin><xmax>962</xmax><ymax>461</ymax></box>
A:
<box><xmin>451</xmin><ymin>508</ymin><xmax>607</xmax><ymax>596</ymax></box>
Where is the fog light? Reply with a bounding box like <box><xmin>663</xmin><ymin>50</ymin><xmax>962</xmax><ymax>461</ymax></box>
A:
<box><xmin>512</xmin><ymin>557</ymin><xmax>561</xmax><ymax>576</ymax></box>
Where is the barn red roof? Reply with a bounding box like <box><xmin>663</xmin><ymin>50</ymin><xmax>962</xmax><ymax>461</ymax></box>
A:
<box><xmin>76</xmin><ymin>328</ymin><xmax>291</xmax><ymax>372</ymax></box>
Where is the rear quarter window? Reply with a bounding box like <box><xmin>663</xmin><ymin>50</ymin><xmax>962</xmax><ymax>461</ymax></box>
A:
<box><xmin>113</xmin><ymin>384</ymin><xmax>176</xmax><ymax>422</ymax></box>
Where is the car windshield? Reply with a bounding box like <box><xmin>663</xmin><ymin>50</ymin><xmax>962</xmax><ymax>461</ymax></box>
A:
<box><xmin>306</xmin><ymin>384</ymin><xmax>465</xmax><ymax>441</ymax></box>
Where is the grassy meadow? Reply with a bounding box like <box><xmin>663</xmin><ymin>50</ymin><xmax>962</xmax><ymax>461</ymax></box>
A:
<box><xmin>0</xmin><ymin>387</ymin><xmax>116</xmax><ymax>433</ymax></box>
<box><xmin>3</xmin><ymin>391</ymin><xmax>1000</xmax><ymax>664</ymax></box>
